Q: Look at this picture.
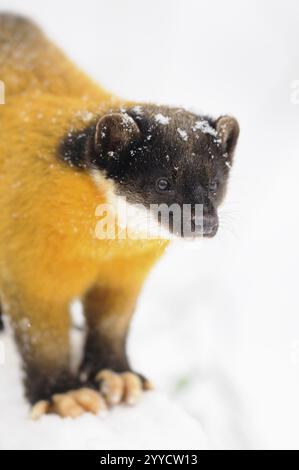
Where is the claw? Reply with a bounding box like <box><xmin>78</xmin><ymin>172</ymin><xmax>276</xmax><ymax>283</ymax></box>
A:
<box><xmin>95</xmin><ymin>369</ymin><xmax>153</xmax><ymax>407</ymax></box>
<box><xmin>30</xmin><ymin>400</ymin><xmax>50</xmax><ymax>420</ymax></box>
<box><xmin>121</xmin><ymin>372</ymin><xmax>143</xmax><ymax>405</ymax></box>
<box><xmin>95</xmin><ymin>369</ymin><xmax>124</xmax><ymax>406</ymax></box>
<box><xmin>30</xmin><ymin>388</ymin><xmax>106</xmax><ymax>420</ymax></box>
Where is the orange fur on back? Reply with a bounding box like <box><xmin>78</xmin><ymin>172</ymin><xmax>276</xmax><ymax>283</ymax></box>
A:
<box><xmin>0</xmin><ymin>14</ymin><xmax>167</xmax><ymax>311</ymax></box>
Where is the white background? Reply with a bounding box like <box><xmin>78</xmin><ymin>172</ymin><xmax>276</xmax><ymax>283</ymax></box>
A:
<box><xmin>1</xmin><ymin>0</ymin><xmax>299</xmax><ymax>449</ymax></box>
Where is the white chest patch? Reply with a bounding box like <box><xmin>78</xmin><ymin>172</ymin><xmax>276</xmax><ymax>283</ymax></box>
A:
<box><xmin>91</xmin><ymin>170</ymin><xmax>174</xmax><ymax>240</ymax></box>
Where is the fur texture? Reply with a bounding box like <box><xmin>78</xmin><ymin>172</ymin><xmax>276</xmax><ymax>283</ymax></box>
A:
<box><xmin>0</xmin><ymin>13</ymin><xmax>239</xmax><ymax>406</ymax></box>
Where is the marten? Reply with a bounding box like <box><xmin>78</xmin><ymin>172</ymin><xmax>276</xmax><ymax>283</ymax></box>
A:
<box><xmin>0</xmin><ymin>13</ymin><xmax>239</xmax><ymax>419</ymax></box>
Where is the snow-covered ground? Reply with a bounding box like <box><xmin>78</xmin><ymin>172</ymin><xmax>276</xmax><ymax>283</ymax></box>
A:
<box><xmin>1</xmin><ymin>0</ymin><xmax>299</xmax><ymax>449</ymax></box>
<box><xmin>0</xmin><ymin>332</ymin><xmax>206</xmax><ymax>450</ymax></box>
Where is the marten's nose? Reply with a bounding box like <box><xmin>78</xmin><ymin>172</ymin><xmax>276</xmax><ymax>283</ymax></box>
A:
<box><xmin>191</xmin><ymin>213</ymin><xmax>218</xmax><ymax>237</ymax></box>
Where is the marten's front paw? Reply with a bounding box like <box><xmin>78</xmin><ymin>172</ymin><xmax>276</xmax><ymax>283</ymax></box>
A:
<box><xmin>95</xmin><ymin>369</ymin><xmax>153</xmax><ymax>407</ymax></box>
<box><xmin>31</xmin><ymin>388</ymin><xmax>107</xmax><ymax>420</ymax></box>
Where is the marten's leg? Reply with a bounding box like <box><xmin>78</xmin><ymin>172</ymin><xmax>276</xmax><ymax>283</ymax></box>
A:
<box><xmin>8</xmin><ymin>294</ymin><xmax>106</xmax><ymax>419</ymax></box>
<box><xmin>81</xmin><ymin>284</ymin><xmax>153</xmax><ymax>406</ymax></box>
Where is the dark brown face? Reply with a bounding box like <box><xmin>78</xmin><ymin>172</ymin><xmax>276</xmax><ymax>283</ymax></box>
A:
<box><xmin>60</xmin><ymin>105</ymin><xmax>239</xmax><ymax>238</ymax></box>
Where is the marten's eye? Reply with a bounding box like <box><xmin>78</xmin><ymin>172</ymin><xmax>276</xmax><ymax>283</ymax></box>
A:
<box><xmin>156</xmin><ymin>178</ymin><xmax>171</xmax><ymax>192</ymax></box>
<box><xmin>209</xmin><ymin>181</ymin><xmax>218</xmax><ymax>192</ymax></box>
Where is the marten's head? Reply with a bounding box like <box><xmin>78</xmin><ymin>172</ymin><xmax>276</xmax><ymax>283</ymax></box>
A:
<box><xmin>61</xmin><ymin>105</ymin><xmax>239</xmax><ymax>239</ymax></box>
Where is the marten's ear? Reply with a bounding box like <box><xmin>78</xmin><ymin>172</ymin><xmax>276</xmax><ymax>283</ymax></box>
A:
<box><xmin>95</xmin><ymin>113</ymin><xmax>140</xmax><ymax>156</ymax></box>
<box><xmin>216</xmin><ymin>116</ymin><xmax>239</xmax><ymax>159</ymax></box>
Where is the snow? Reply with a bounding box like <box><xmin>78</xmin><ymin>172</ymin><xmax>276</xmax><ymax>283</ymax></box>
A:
<box><xmin>75</xmin><ymin>110</ymin><xmax>94</xmax><ymax>123</ymax></box>
<box><xmin>192</xmin><ymin>120</ymin><xmax>217</xmax><ymax>137</ymax></box>
<box><xmin>1</xmin><ymin>0</ymin><xmax>299</xmax><ymax>450</ymax></box>
<box><xmin>177</xmin><ymin>128</ymin><xmax>188</xmax><ymax>141</ymax></box>
<box><xmin>154</xmin><ymin>113</ymin><xmax>170</xmax><ymax>125</ymax></box>
<box><xmin>0</xmin><ymin>333</ymin><xmax>206</xmax><ymax>450</ymax></box>
<box><xmin>132</xmin><ymin>105</ymin><xmax>143</xmax><ymax>115</ymax></box>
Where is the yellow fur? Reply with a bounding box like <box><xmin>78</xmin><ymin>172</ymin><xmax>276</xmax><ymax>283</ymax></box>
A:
<box><xmin>0</xmin><ymin>14</ymin><xmax>168</xmax><ymax>385</ymax></box>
